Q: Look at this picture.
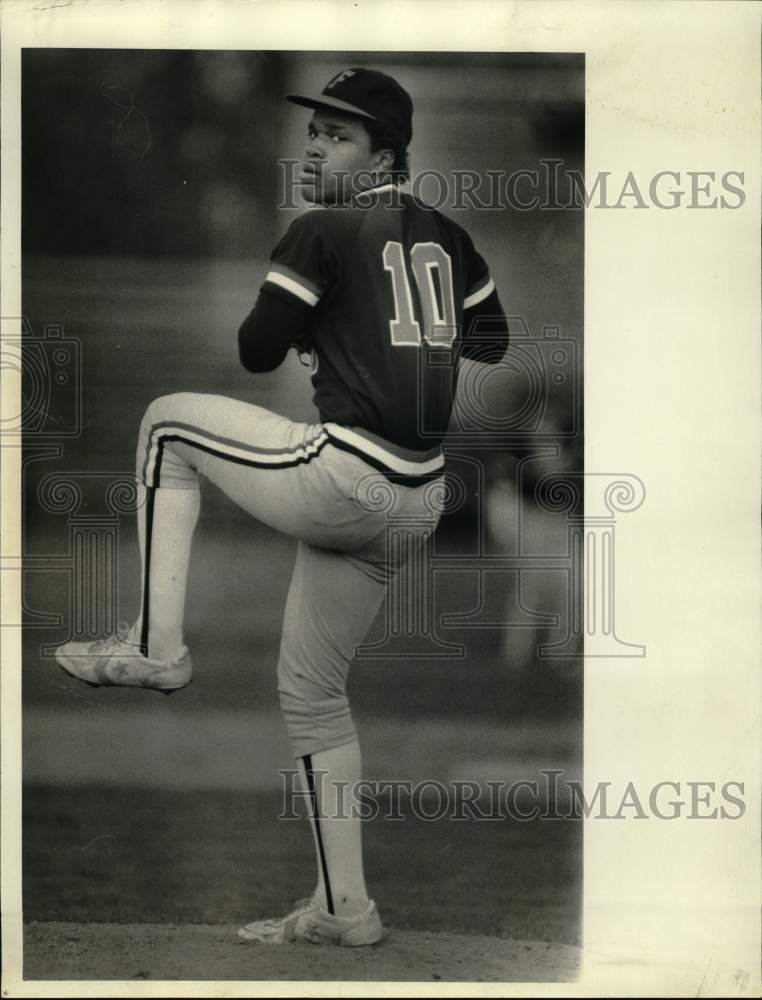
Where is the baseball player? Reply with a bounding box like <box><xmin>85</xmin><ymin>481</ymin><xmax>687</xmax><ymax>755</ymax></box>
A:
<box><xmin>56</xmin><ymin>67</ymin><xmax>509</xmax><ymax>947</ymax></box>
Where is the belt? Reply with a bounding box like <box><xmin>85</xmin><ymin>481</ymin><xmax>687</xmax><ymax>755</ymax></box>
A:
<box><xmin>323</xmin><ymin>423</ymin><xmax>445</xmax><ymax>487</ymax></box>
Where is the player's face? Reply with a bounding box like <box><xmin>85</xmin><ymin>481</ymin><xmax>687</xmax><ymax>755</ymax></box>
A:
<box><xmin>299</xmin><ymin>111</ymin><xmax>388</xmax><ymax>205</ymax></box>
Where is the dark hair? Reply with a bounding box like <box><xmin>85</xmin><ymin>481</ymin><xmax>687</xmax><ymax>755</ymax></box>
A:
<box><xmin>363</xmin><ymin>118</ymin><xmax>410</xmax><ymax>184</ymax></box>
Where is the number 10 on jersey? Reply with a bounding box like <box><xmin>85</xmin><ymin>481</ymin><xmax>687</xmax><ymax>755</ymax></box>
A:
<box><xmin>383</xmin><ymin>241</ymin><xmax>457</xmax><ymax>348</ymax></box>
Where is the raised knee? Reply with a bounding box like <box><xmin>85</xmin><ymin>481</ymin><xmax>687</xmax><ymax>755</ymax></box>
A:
<box><xmin>137</xmin><ymin>393</ymin><xmax>199</xmax><ymax>485</ymax></box>
<box><xmin>138</xmin><ymin>394</ymin><xmax>169</xmax><ymax>447</ymax></box>
<box><xmin>140</xmin><ymin>392</ymin><xmax>197</xmax><ymax>430</ymax></box>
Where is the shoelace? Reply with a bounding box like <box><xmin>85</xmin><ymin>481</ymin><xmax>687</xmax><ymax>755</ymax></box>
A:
<box><xmin>87</xmin><ymin>634</ymin><xmax>140</xmax><ymax>656</ymax></box>
<box><xmin>263</xmin><ymin>898</ymin><xmax>317</xmax><ymax>929</ymax></box>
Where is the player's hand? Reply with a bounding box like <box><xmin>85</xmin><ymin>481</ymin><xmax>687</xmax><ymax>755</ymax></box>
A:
<box><xmin>291</xmin><ymin>338</ymin><xmax>314</xmax><ymax>368</ymax></box>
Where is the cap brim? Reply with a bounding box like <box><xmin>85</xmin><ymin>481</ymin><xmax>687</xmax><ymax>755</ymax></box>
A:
<box><xmin>286</xmin><ymin>93</ymin><xmax>377</xmax><ymax>121</ymax></box>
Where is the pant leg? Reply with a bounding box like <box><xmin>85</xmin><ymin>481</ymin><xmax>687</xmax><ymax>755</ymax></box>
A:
<box><xmin>133</xmin><ymin>391</ymin><xmax>390</xmax><ymax>656</ymax></box>
<box><xmin>277</xmin><ymin>541</ymin><xmax>394</xmax><ymax>758</ymax></box>
<box><xmin>134</xmin><ymin>389</ymin><xmax>442</xmax><ymax>755</ymax></box>
<box><xmin>135</xmin><ymin>391</ymin><xmax>378</xmax><ymax>548</ymax></box>
<box><xmin>276</xmin><ymin>474</ymin><xmax>440</xmax><ymax>758</ymax></box>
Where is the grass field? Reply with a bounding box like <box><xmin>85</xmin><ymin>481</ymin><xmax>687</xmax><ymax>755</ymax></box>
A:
<box><xmin>23</xmin><ymin>786</ymin><xmax>581</xmax><ymax>939</ymax></box>
<box><xmin>21</xmin><ymin>699</ymin><xmax>582</xmax><ymax>981</ymax></box>
<box><xmin>22</xmin><ymin>782</ymin><xmax>581</xmax><ymax>981</ymax></box>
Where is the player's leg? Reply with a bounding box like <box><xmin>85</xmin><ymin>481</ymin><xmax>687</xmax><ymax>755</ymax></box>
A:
<box><xmin>240</xmin><ymin>540</ymin><xmax>391</xmax><ymax>944</ymax></box>
<box><xmin>54</xmin><ymin>462</ymin><xmax>199</xmax><ymax>689</ymax></box>
<box><xmin>131</xmin><ymin>479</ymin><xmax>200</xmax><ymax>661</ymax></box>
<box><xmin>299</xmin><ymin>743</ymin><xmax>367</xmax><ymax>908</ymax></box>
<box><xmin>241</xmin><ymin>469</ymin><xmax>439</xmax><ymax>945</ymax></box>
<box><xmin>132</xmin><ymin>392</ymin><xmax>332</xmax><ymax>660</ymax></box>
<box><xmin>56</xmin><ymin>391</ymin><xmax>352</xmax><ymax>689</ymax></box>
<box><xmin>280</xmin><ymin>543</ymin><xmax>393</xmax><ymax>915</ymax></box>
<box><xmin>238</xmin><ymin>445</ymin><xmax>443</xmax><ymax>944</ymax></box>
<box><xmin>285</xmin><ymin>743</ymin><xmax>367</xmax><ymax>923</ymax></box>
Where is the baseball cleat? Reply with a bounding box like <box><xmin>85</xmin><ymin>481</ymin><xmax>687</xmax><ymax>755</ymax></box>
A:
<box><xmin>55</xmin><ymin>634</ymin><xmax>192</xmax><ymax>693</ymax></box>
<box><xmin>237</xmin><ymin>897</ymin><xmax>383</xmax><ymax>947</ymax></box>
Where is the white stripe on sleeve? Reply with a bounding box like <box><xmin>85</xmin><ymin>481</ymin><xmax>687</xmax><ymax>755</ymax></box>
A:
<box><xmin>463</xmin><ymin>276</ymin><xmax>495</xmax><ymax>310</ymax></box>
<box><xmin>265</xmin><ymin>270</ymin><xmax>320</xmax><ymax>307</ymax></box>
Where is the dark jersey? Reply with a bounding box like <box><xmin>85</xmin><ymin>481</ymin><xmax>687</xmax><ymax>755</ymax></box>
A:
<box><xmin>258</xmin><ymin>184</ymin><xmax>506</xmax><ymax>451</ymax></box>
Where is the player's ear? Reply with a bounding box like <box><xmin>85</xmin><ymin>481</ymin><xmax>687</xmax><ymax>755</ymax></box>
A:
<box><xmin>372</xmin><ymin>148</ymin><xmax>395</xmax><ymax>173</ymax></box>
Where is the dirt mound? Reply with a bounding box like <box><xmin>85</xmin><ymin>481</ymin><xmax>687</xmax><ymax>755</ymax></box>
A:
<box><xmin>24</xmin><ymin>922</ymin><xmax>581</xmax><ymax>983</ymax></box>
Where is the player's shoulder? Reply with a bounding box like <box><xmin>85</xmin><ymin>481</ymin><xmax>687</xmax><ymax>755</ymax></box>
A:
<box><xmin>282</xmin><ymin>205</ymin><xmax>364</xmax><ymax>245</ymax></box>
<box><xmin>401</xmin><ymin>192</ymin><xmax>479</xmax><ymax>245</ymax></box>
<box><xmin>279</xmin><ymin>193</ymin><xmax>483</xmax><ymax>260</ymax></box>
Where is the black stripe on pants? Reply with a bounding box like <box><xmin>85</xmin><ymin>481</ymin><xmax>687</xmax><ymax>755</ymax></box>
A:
<box><xmin>303</xmin><ymin>754</ymin><xmax>334</xmax><ymax>915</ymax></box>
<box><xmin>139</xmin><ymin>484</ymin><xmax>156</xmax><ymax>658</ymax></box>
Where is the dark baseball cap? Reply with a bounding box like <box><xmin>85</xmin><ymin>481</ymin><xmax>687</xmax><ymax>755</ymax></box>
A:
<box><xmin>287</xmin><ymin>67</ymin><xmax>413</xmax><ymax>147</ymax></box>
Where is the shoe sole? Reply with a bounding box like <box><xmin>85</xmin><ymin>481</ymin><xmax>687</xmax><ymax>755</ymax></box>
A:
<box><xmin>336</xmin><ymin>925</ymin><xmax>384</xmax><ymax>947</ymax></box>
<box><xmin>239</xmin><ymin>930</ymin><xmax>384</xmax><ymax>947</ymax></box>
<box><xmin>56</xmin><ymin>657</ymin><xmax>191</xmax><ymax>695</ymax></box>
<box><xmin>238</xmin><ymin>918</ymin><xmax>384</xmax><ymax>948</ymax></box>
<box><xmin>296</xmin><ymin>927</ymin><xmax>384</xmax><ymax>947</ymax></box>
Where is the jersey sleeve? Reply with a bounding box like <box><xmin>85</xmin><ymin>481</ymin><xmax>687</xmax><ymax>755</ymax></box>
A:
<box><xmin>458</xmin><ymin>232</ymin><xmax>509</xmax><ymax>364</ymax></box>
<box><xmin>262</xmin><ymin>211</ymin><xmax>340</xmax><ymax>310</ymax></box>
<box><xmin>461</xmin><ymin>234</ymin><xmax>495</xmax><ymax>312</ymax></box>
<box><xmin>238</xmin><ymin>212</ymin><xmax>340</xmax><ymax>374</ymax></box>
<box><xmin>238</xmin><ymin>288</ymin><xmax>311</xmax><ymax>373</ymax></box>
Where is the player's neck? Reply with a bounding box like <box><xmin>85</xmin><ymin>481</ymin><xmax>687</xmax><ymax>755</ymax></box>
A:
<box><xmin>344</xmin><ymin>180</ymin><xmax>401</xmax><ymax>206</ymax></box>
<box><xmin>347</xmin><ymin>181</ymin><xmax>403</xmax><ymax>208</ymax></box>
<box><xmin>309</xmin><ymin>180</ymin><xmax>402</xmax><ymax>210</ymax></box>
<box><xmin>357</xmin><ymin>181</ymin><xmax>398</xmax><ymax>196</ymax></box>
